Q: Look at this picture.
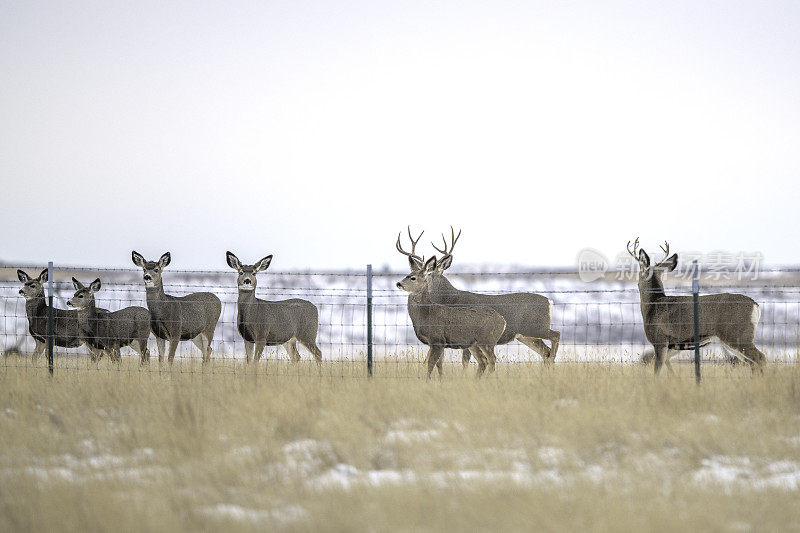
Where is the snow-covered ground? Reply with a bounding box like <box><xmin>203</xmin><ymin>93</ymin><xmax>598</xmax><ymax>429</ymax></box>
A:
<box><xmin>9</xmin><ymin>427</ymin><xmax>799</xmax><ymax>527</ymax></box>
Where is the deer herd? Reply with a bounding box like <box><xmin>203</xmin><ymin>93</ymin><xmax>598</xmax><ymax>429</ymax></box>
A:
<box><xmin>14</xmin><ymin>230</ymin><xmax>767</xmax><ymax>377</ymax></box>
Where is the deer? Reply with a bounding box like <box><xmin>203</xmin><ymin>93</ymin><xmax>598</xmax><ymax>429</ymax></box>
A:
<box><xmin>225</xmin><ymin>251</ymin><xmax>323</xmax><ymax>363</ymax></box>
<box><xmin>67</xmin><ymin>278</ymin><xmax>151</xmax><ymax>363</ymax></box>
<box><xmin>131</xmin><ymin>251</ymin><xmax>221</xmax><ymax>363</ymax></box>
<box><xmin>17</xmin><ymin>269</ymin><xmax>105</xmax><ymax>360</ymax></box>
<box><xmin>396</xmin><ymin>235</ymin><xmax>506</xmax><ymax>378</ymax></box>
<box><xmin>399</xmin><ymin>227</ymin><xmax>560</xmax><ymax>364</ymax></box>
<box><xmin>627</xmin><ymin>238</ymin><xmax>767</xmax><ymax>374</ymax></box>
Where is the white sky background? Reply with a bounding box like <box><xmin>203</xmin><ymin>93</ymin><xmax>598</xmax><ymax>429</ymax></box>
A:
<box><xmin>2</xmin><ymin>1</ymin><xmax>799</xmax><ymax>271</ymax></box>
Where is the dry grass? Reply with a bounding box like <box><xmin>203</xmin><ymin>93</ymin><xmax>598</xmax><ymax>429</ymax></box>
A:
<box><xmin>1</xmin><ymin>358</ymin><xmax>799</xmax><ymax>532</ymax></box>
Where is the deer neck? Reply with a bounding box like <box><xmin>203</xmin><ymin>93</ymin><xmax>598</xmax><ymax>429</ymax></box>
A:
<box><xmin>26</xmin><ymin>294</ymin><xmax>47</xmax><ymax>320</ymax></box>
<box><xmin>145</xmin><ymin>282</ymin><xmax>167</xmax><ymax>304</ymax></box>
<box><xmin>407</xmin><ymin>288</ymin><xmax>433</xmax><ymax>317</ymax></box>
<box><xmin>638</xmin><ymin>273</ymin><xmax>667</xmax><ymax>304</ymax></box>
<box><xmin>407</xmin><ymin>291</ymin><xmax>433</xmax><ymax>339</ymax></box>
<box><xmin>427</xmin><ymin>274</ymin><xmax>458</xmax><ymax>303</ymax></box>
<box><xmin>237</xmin><ymin>289</ymin><xmax>257</xmax><ymax>305</ymax></box>
<box><xmin>75</xmin><ymin>299</ymin><xmax>98</xmax><ymax>330</ymax></box>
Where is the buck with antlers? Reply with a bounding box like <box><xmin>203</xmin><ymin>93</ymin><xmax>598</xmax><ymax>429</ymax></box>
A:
<box><xmin>627</xmin><ymin>238</ymin><xmax>766</xmax><ymax>374</ymax></box>
<box><xmin>397</xmin><ymin>227</ymin><xmax>560</xmax><ymax>364</ymax></box>
<box><xmin>395</xmin><ymin>243</ymin><xmax>506</xmax><ymax>378</ymax></box>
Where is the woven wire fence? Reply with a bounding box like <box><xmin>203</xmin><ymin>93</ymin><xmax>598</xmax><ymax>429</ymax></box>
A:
<box><xmin>2</xmin><ymin>265</ymin><xmax>799</xmax><ymax>378</ymax></box>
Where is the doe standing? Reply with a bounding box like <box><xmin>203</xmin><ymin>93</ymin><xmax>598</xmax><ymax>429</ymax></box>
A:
<box><xmin>226</xmin><ymin>251</ymin><xmax>323</xmax><ymax>363</ymax></box>
<box><xmin>131</xmin><ymin>251</ymin><xmax>221</xmax><ymax>363</ymax></box>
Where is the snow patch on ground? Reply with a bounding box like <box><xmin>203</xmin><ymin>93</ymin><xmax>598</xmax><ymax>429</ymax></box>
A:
<box><xmin>383</xmin><ymin>429</ymin><xmax>441</xmax><ymax>444</ymax></box>
<box><xmin>199</xmin><ymin>503</ymin><xmax>309</xmax><ymax>525</ymax></box>
<box><xmin>15</xmin><ymin>449</ymin><xmax>166</xmax><ymax>484</ymax></box>
<box><xmin>692</xmin><ymin>456</ymin><xmax>800</xmax><ymax>491</ymax></box>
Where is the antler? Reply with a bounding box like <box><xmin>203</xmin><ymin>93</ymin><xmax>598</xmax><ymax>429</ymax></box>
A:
<box><xmin>431</xmin><ymin>226</ymin><xmax>462</xmax><ymax>260</ymax></box>
<box><xmin>626</xmin><ymin>237</ymin><xmax>640</xmax><ymax>259</ymax></box>
<box><xmin>656</xmin><ymin>241</ymin><xmax>671</xmax><ymax>265</ymax></box>
<box><xmin>396</xmin><ymin>226</ymin><xmax>424</xmax><ymax>263</ymax></box>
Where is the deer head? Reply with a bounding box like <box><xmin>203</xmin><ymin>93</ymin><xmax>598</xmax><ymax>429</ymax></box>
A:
<box><xmin>225</xmin><ymin>251</ymin><xmax>273</xmax><ymax>291</ymax></box>
<box><xmin>17</xmin><ymin>269</ymin><xmax>48</xmax><ymax>299</ymax></box>
<box><xmin>396</xmin><ymin>256</ymin><xmax>438</xmax><ymax>294</ymax></box>
<box><xmin>67</xmin><ymin>278</ymin><xmax>102</xmax><ymax>309</ymax></box>
<box><xmin>627</xmin><ymin>238</ymin><xmax>678</xmax><ymax>282</ymax></box>
<box><xmin>131</xmin><ymin>251</ymin><xmax>171</xmax><ymax>289</ymax></box>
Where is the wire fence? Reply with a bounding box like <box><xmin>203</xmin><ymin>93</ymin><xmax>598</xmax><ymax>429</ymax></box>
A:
<box><xmin>2</xmin><ymin>264</ymin><xmax>799</xmax><ymax>378</ymax></box>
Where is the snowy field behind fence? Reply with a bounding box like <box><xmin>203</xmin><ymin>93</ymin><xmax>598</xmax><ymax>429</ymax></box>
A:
<box><xmin>2</xmin><ymin>265</ymin><xmax>799</xmax><ymax>368</ymax></box>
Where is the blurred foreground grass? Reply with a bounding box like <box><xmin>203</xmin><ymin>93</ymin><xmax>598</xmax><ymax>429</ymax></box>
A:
<box><xmin>1</xmin><ymin>358</ymin><xmax>799</xmax><ymax>531</ymax></box>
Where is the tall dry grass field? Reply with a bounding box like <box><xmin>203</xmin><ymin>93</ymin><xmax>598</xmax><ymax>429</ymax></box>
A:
<box><xmin>1</xmin><ymin>359</ymin><xmax>799</xmax><ymax>531</ymax></box>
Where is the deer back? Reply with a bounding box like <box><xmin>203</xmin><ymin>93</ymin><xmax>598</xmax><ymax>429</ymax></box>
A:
<box><xmin>148</xmin><ymin>291</ymin><xmax>221</xmax><ymax>341</ymax></box>
<box><xmin>426</xmin><ymin>274</ymin><xmax>551</xmax><ymax>343</ymax></box>
<box><xmin>237</xmin><ymin>296</ymin><xmax>319</xmax><ymax>345</ymax></box>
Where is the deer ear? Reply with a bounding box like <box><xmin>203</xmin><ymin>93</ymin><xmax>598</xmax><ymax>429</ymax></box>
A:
<box><xmin>437</xmin><ymin>255</ymin><xmax>452</xmax><ymax>272</ymax></box>
<box><xmin>424</xmin><ymin>256</ymin><xmax>437</xmax><ymax>273</ymax></box>
<box><xmin>225</xmin><ymin>251</ymin><xmax>240</xmax><ymax>270</ymax></box>
<box><xmin>662</xmin><ymin>254</ymin><xmax>678</xmax><ymax>272</ymax></box>
<box><xmin>89</xmin><ymin>278</ymin><xmax>102</xmax><ymax>292</ymax></box>
<box><xmin>72</xmin><ymin>277</ymin><xmax>85</xmax><ymax>290</ymax></box>
<box><xmin>638</xmin><ymin>249</ymin><xmax>650</xmax><ymax>268</ymax></box>
<box><xmin>408</xmin><ymin>256</ymin><xmax>422</xmax><ymax>270</ymax></box>
<box><xmin>254</xmin><ymin>255</ymin><xmax>272</xmax><ymax>272</ymax></box>
<box><xmin>17</xmin><ymin>270</ymin><xmax>30</xmax><ymax>283</ymax></box>
<box><xmin>158</xmin><ymin>252</ymin><xmax>171</xmax><ymax>268</ymax></box>
<box><xmin>132</xmin><ymin>251</ymin><xmax>145</xmax><ymax>267</ymax></box>
<box><xmin>38</xmin><ymin>269</ymin><xmax>48</xmax><ymax>282</ymax></box>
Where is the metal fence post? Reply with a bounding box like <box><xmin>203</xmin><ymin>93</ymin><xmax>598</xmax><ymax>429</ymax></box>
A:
<box><xmin>692</xmin><ymin>260</ymin><xmax>701</xmax><ymax>384</ymax></box>
<box><xmin>47</xmin><ymin>261</ymin><xmax>54</xmax><ymax>376</ymax></box>
<box><xmin>366</xmin><ymin>264</ymin><xmax>373</xmax><ymax>378</ymax></box>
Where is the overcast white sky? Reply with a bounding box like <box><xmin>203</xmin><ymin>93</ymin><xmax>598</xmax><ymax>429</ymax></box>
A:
<box><xmin>2</xmin><ymin>1</ymin><xmax>799</xmax><ymax>271</ymax></box>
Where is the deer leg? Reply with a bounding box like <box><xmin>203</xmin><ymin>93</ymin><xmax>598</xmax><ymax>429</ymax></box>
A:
<box><xmin>724</xmin><ymin>341</ymin><xmax>766</xmax><ymax>371</ymax></box>
<box><xmin>284</xmin><ymin>338</ymin><xmax>302</xmax><ymax>362</ymax></box>
<box><xmin>132</xmin><ymin>339</ymin><xmax>149</xmax><ymax>364</ymax></box>
<box><xmin>653</xmin><ymin>346</ymin><xmax>668</xmax><ymax>375</ymax></box>
<box><xmin>435</xmin><ymin>347</ymin><xmax>444</xmax><ymax>378</ymax></box>
<box><xmin>424</xmin><ymin>347</ymin><xmax>435</xmax><ymax>378</ymax></box>
<box><xmin>547</xmin><ymin>329</ymin><xmax>560</xmax><ymax>361</ymax></box>
<box><xmin>482</xmin><ymin>345</ymin><xmax>497</xmax><ymax>373</ymax></box>
<box><xmin>297</xmin><ymin>338</ymin><xmax>323</xmax><ymax>363</ymax></box>
<box><xmin>426</xmin><ymin>346</ymin><xmax>443</xmax><ymax>379</ymax></box>
<box><xmin>470</xmin><ymin>347</ymin><xmax>486</xmax><ymax>378</ymax></box>
<box><xmin>461</xmin><ymin>349</ymin><xmax>471</xmax><ymax>368</ymax></box>
<box><xmin>663</xmin><ymin>349</ymin><xmax>677</xmax><ymax>375</ymax></box>
<box><xmin>87</xmin><ymin>344</ymin><xmax>102</xmax><ymax>362</ymax></box>
<box><xmin>244</xmin><ymin>341</ymin><xmax>254</xmax><ymax>363</ymax></box>
<box><xmin>741</xmin><ymin>344</ymin><xmax>767</xmax><ymax>372</ymax></box>
<box><xmin>719</xmin><ymin>341</ymin><xmax>754</xmax><ymax>366</ymax></box>
<box><xmin>516</xmin><ymin>335</ymin><xmax>551</xmax><ymax>362</ymax></box>
<box><xmin>254</xmin><ymin>341</ymin><xmax>266</xmax><ymax>362</ymax></box>
<box><xmin>94</xmin><ymin>347</ymin><xmax>108</xmax><ymax>362</ymax></box>
<box><xmin>32</xmin><ymin>340</ymin><xmax>45</xmax><ymax>360</ymax></box>
<box><xmin>156</xmin><ymin>337</ymin><xmax>166</xmax><ymax>363</ymax></box>
<box><xmin>167</xmin><ymin>338</ymin><xmax>179</xmax><ymax>364</ymax></box>
<box><xmin>192</xmin><ymin>335</ymin><xmax>211</xmax><ymax>363</ymax></box>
